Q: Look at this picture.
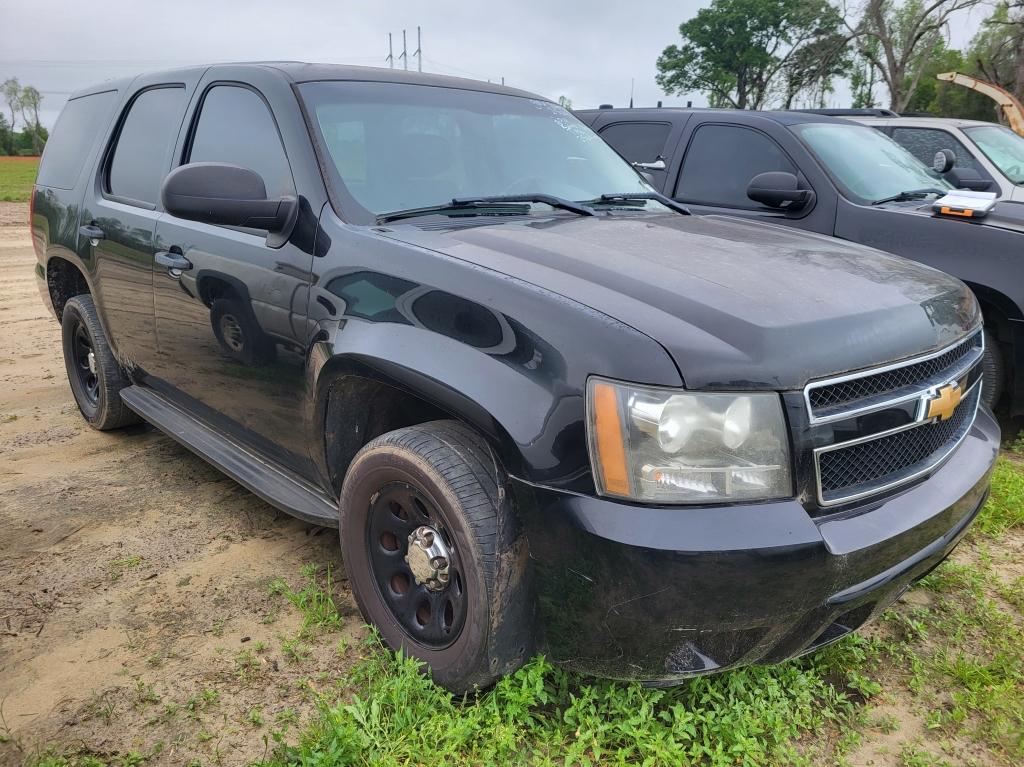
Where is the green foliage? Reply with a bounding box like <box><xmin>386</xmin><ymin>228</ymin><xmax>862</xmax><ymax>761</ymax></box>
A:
<box><xmin>270</xmin><ymin>565</ymin><xmax>344</xmax><ymax>636</ymax></box>
<box><xmin>656</xmin><ymin>0</ymin><xmax>844</xmax><ymax>109</ymax></box>
<box><xmin>258</xmin><ymin>632</ymin><xmax>868</xmax><ymax>767</ymax></box>
<box><xmin>903</xmin><ymin>40</ymin><xmax>997</xmax><ymax>118</ymax></box>
<box><xmin>0</xmin><ymin>156</ymin><xmax>39</xmax><ymax>201</ymax></box>
<box><xmin>973</xmin><ymin>457</ymin><xmax>1024</xmax><ymax>537</ymax></box>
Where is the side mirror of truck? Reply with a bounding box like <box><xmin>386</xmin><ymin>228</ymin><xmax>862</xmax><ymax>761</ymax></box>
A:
<box><xmin>944</xmin><ymin>166</ymin><xmax>993</xmax><ymax>192</ymax></box>
<box><xmin>161</xmin><ymin>162</ymin><xmax>298</xmax><ymax>247</ymax></box>
<box><xmin>747</xmin><ymin>171</ymin><xmax>813</xmax><ymax>210</ymax></box>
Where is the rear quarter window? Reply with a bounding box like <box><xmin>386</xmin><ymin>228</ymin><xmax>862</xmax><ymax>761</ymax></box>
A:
<box><xmin>35</xmin><ymin>90</ymin><xmax>118</xmax><ymax>190</ymax></box>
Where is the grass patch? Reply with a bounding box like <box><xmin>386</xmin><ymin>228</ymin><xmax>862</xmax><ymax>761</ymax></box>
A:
<box><xmin>257</xmin><ymin>632</ymin><xmax>872</xmax><ymax>767</ymax></box>
<box><xmin>974</xmin><ymin>456</ymin><xmax>1024</xmax><ymax>537</ymax></box>
<box><xmin>0</xmin><ymin>156</ymin><xmax>39</xmax><ymax>202</ymax></box>
<box><xmin>269</xmin><ymin>564</ymin><xmax>344</xmax><ymax>635</ymax></box>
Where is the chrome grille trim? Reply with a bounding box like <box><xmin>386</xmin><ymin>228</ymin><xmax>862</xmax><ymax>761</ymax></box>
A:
<box><xmin>804</xmin><ymin>330</ymin><xmax>984</xmax><ymax>425</ymax></box>
<box><xmin>812</xmin><ymin>378</ymin><xmax>982</xmax><ymax>507</ymax></box>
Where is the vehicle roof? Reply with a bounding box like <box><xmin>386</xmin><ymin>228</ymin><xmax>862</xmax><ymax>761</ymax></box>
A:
<box><xmin>573</xmin><ymin>107</ymin><xmax>856</xmax><ymax>126</ymax></box>
<box><xmin>851</xmin><ymin>115</ymin><xmax>999</xmax><ymax>129</ymax></box>
<box><xmin>67</xmin><ymin>62</ymin><xmax>543</xmax><ymax>102</ymax></box>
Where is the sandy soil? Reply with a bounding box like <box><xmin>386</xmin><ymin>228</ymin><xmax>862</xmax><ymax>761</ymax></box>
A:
<box><xmin>0</xmin><ymin>202</ymin><xmax>362</xmax><ymax>765</ymax></box>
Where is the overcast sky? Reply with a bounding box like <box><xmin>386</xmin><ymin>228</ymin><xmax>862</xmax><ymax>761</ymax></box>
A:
<box><xmin>0</xmin><ymin>0</ymin><xmax>989</xmax><ymax>129</ymax></box>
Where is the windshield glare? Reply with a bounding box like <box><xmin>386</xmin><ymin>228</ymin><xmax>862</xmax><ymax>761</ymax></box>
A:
<box><xmin>792</xmin><ymin>123</ymin><xmax>951</xmax><ymax>204</ymax></box>
<box><xmin>300</xmin><ymin>82</ymin><xmax>651</xmax><ymax>220</ymax></box>
<box><xmin>964</xmin><ymin>124</ymin><xmax>1024</xmax><ymax>184</ymax></box>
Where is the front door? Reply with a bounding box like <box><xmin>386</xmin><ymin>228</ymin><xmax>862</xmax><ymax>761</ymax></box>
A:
<box><xmin>149</xmin><ymin>81</ymin><xmax>316</xmax><ymax>475</ymax></box>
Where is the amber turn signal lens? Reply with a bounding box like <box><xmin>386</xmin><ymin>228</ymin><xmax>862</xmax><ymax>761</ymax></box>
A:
<box><xmin>591</xmin><ymin>381</ymin><xmax>630</xmax><ymax>496</ymax></box>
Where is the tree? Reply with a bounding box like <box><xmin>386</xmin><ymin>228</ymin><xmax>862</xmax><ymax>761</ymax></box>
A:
<box><xmin>557</xmin><ymin>95</ymin><xmax>573</xmax><ymax>109</ymax></box>
<box><xmin>656</xmin><ymin>0</ymin><xmax>845</xmax><ymax>109</ymax></box>
<box><xmin>850</xmin><ymin>0</ymin><xmax>982</xmax><ymax>111</ymax></box>
<box><xmin>967</xmin><ymin>2</ymin><xmax>1023</xmax><ymax>103</ymax></box>
<box><xmin>0</xmin><ymin>113</ymin><xmax>13</xmax><ymax>156</ymax></box>
<box><xmin>2</xmin><ymin>78</ymin><xmax>20</xmax><ymax>131</ymax></box>
<box><xmin>18</xmin><ymin>86</ymin><xmax>44</xmax><ymax>155</ymax></box>
<box><xmin>902</xmin><ymin>40</ymin><xmax>994</xmax><ymax>117</ymax></box>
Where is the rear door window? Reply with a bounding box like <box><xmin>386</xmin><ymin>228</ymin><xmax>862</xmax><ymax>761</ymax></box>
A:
<box><xmin>890</xmin><ymin>127</ymin><xmax>983</xmax><ymax>174</ymax></box>
<box><xmin>187</xmin><ymin>85</ymin><xmax>293</xmax><ymax>198</ymax></box>
<box><xmin>36</xmin><ymin>90</ymin><xmax>118</xmax><ymax>190</ymax></box>
<box><xmin>675</xmin><ymin>124</ymin><xmax>796</xmax><ymax>208</ymax></box>
<box><xmin>599</xmin><ymin>122</ymin><xmax>671</xmax><ymax>164</ymax></box>
<box><xmin>107</xmin><ymin>86</ymin><xmax>186</xmax><ymax>206</ymax></box>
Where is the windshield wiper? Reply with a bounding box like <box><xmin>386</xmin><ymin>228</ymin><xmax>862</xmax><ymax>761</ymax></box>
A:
<box><xmin>586</xmin><ymin>192</ymin><xmax>691</xmax><ymax>216</ymax></box>
<box><xmin>871</xmin><ymin>188</ymin><xmax>946</xmax><ymax>206</ymax></box>
<box><xmin>452</xmin><ymin>194</ymin><xmax>597</xmax><ymax>217</ymax></box>
<box><xmin>376</xmin><ymin>200</ymin><xmax>532</xmax><ymax>224</ymax></box>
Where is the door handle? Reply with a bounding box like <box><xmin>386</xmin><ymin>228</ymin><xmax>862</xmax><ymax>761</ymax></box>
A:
<box><xmin>155</xmin><ymin>251</ymin><xmax>192</xmax><ymax>271</ymax></box>
<box><xmin>79</xmin><ymin>224</ymin><xmax>105</xmax><ymax>241</ymax></box>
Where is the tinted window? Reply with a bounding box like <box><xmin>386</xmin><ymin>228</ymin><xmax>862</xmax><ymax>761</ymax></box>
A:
<box><xmin>108</xmin><ymin>86</ymin><xmax>186</xmax><ymax>205</ymax></box>
<box><xmin>675</xmin><ymin>125</ymin><xmax>796</xmax><ymax>208</ymax></box>
<box><xmin>890</xmin><ymin>127</ymin><xmax>983</xmax><ymax>174</ymax></box>
<box><xmin>188</xmin><ymin>86</ymin><xmax>293</xmax><ymax>197</ymax></box>
<box><xmin>36</xmin><ymin>91</ymin><xmax>118</xmax><ymax>190</ymax></box>
<box><xmin>599</xmin><ymin>122</ymin><xmax>671</xmax><ymax>164</ymax></box>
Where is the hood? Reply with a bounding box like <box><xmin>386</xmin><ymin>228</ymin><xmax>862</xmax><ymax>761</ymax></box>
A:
<box><xmin>378</xmin><ymin>213</ymin><xmax>979</xmax><ymax>390</ymax></box>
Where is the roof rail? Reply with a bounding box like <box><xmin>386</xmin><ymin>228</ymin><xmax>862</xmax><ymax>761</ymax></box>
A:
<box><xmin>794</xmin><ymin>108</ymin><xmax>899</xmax><ymax>117</ymax></box>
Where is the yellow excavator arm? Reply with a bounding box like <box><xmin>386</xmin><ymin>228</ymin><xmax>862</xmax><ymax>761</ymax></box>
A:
<box><xmin>937</xmin><ymin>71</ymin><xmax>1024</xmax><ymax>137</ymax></box>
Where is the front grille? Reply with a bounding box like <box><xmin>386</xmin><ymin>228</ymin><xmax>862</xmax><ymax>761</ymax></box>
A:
<box><xmin>816</xmin><ymin>382</ymin><xmax>981</xmax><ymax>505</ymax></box>
<box><xmin>807</xmin><ymin>332</ymin><xmax>982</xmax><ymax>417</ymax></box>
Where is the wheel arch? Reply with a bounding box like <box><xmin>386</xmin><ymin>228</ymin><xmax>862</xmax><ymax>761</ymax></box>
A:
<box><xmin>46</xmin><ymin>255</ymin><xmax>92</xmax><ymax>321</ymax></box>
<box><xmin>965</xmin><ymin>280</ymin><xmax>1022</xmax><ymax>412</ymax></box>
<box><xmin>313</xmin><ymin>354</ymin><xmax>526</xmax><ymax>497</ymax></box>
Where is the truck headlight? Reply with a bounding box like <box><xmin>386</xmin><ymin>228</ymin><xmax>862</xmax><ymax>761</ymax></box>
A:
<box><xmin>586</xmin><ymin>378</ymin><xmax>792</xmax><ymax>503</ymax></box>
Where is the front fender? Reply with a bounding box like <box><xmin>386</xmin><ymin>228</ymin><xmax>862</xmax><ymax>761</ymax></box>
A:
<box><xmin>305</xmin><ymin>241</ymin><xmax>682</xmax><ymax>493</ymax></box>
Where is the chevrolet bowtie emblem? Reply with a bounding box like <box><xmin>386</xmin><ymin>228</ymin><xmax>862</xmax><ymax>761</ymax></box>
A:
<box><xmin>926</xmin><ymin>382</ymin><xmax>963</xmax><ymax>422</ymax></box>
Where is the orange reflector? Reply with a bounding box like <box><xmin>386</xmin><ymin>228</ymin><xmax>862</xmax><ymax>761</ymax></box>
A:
<box><xmin>592</xmin><ymin>381</ymin><xmax>630</xmax><ymax>496</ymax></box>
<box><xmin>940</xmin><ymin>206</ymin><xmax>973</xmax><ymax>217</ymax></box>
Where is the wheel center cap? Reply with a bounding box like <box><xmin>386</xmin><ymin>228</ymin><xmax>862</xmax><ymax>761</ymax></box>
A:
<box><xmin>87</xmin><ymin>351</ymin><xmax>96</xmax><ymax>375</ymax></box>
<box><xmin>405</xmin><ymin>526</ymin><xmax>451</xmax><ymax>592</ymax></box>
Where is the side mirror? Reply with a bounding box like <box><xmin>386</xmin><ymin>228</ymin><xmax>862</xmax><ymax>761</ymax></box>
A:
<box><xmin>933</xmin><ymin>149</ymin><xmax>956</xmax><ymax>174</ymax></box>
<box><xmin>161</xmin><ymin>162</ymin><xmax>298</xmax><ymax>246</ymax></box>
<box><xmin>945</xmin><ymin>166</ymin><xmax>993</xmax><ymax>192</ymax></box>
<box><xmin>747</xmin><ymin>171</ymin><xmax>812</xmax><ymax>210</ymax></box>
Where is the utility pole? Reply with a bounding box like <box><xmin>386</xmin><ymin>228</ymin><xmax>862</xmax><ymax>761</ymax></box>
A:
<box><xmin>415</xmin><ymin>26</ymin><xmax>422</xmax><ymax>72</ymax></box>
<box><xmin>629</xmin><ymin>78</ymin><xmax>634</xmax><ymax>108</ymax></box>
<box><xmin>386</xmin><ymin>33</ymin><xmax>394</xmax><ymax>68</ymax></box>
<box><xmin>501</xmin><ymin>76</ymin><xmax>505</xmax><ymax>86</ymax></box>
<box><xmin>400</xmin><ymin>29</ymin><xmax>408</xmax><ymax>70</ymax></box>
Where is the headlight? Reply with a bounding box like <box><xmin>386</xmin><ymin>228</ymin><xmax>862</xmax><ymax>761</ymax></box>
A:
<box><xmin>586</xmin><ymin>378</ymin><xmax>792</xmax><ymax>503</ymax></box>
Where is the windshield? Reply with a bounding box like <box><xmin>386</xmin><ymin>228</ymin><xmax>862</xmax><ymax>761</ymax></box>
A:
<box><xmin>791</xmin><ymin>122</ymin><xmax>952</xmax><ymax>204</ymax></box>
<box><xmin>299</xmin><ymin>81</ymin><xmax>652</xmax><ymax>222</ymax></box>
<box><xmin>963</xmin><ymin>124</ymin><xmax>1024</xmax><ymax>184</ymax></box>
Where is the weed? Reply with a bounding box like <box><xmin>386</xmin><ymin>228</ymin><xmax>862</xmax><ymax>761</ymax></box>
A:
<box><xmin>271</xmin><ymin>565</ymin><xmax>344</xmax><ymax>636</ymax></box>
<box><xmin>107</xmin><ymin>555</ymin><xmax>143</xmax><ymax>581</ymax></box>
<box><xmin>248</xmin><ymin>707</ymin><xmax>265</xmax><ymax>728</ymax></box>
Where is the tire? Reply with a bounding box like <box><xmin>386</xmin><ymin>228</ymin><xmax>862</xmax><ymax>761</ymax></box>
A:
<box><xmin>61</xmin><ymin>294</ymin><xmax>140</xmax><ymax>430</ymax></box>
<box><xmin>339</xmin><ymin>420</ymin><xmax>532</xmax><ymax>693</ymax></box>
<box><xmin>981</xmin><ymin>328</ymin><xmax>1004</xmax><ymax>409</ymax></box>
<box><xmin>210</xmin><ymin>297</ymin><xmax>275</xmax><ymax>366</ymax></box>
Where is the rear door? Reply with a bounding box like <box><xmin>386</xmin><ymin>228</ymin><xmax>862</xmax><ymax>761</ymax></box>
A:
<box><xmin>80</xmin><ymin>71</ymin><xmax>203</xmax><ymax>369</ymax></box>
<box><xmin>149</xmin><ymin>68</ymin><xmax>319</xmax><ymax>476</ymax></box>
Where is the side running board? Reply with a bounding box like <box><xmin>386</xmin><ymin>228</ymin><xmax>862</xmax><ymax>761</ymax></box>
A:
<box><xmin>120</xmin><ymin>385</ymin><xmax>338</xmax><ymax>527</ymax></box>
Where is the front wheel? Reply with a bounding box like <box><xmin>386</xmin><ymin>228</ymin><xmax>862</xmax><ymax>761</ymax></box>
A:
<box><xmin>339</xmin><ymin>420</ymin><xmax>532</xmax><ymax>693</ymax></box>
<box><xmin>981</xmin><ymin>328</ymin><xmax>1004</xmax><ymax>410</ymax></box>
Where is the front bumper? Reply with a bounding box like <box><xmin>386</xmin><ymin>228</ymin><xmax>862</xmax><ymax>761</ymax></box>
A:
<box><xmin>513</xmin><ymin>406</ymin><xmax>1000</xmax><ymax>683</ymax></box>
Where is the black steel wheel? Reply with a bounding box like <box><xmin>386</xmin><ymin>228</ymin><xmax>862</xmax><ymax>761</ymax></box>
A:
<box><xmin>60</xmin><ymin>294</ymin><xmax>140</xmax><ymax>430</ymax></box>
<box><xmin>367</xmin><ymin>482</ymin><xmax>468</xmax><ymax>648</ymax></box>
<box><xmin>340</xmin><ymin>420</ymin><xmax>533</xmax><ymax>693</ymax></box>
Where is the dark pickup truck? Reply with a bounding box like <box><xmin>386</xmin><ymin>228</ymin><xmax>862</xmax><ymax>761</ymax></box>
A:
<box><xmin>33</xmin><ymin>64</ymin><xmax>997</xmax><ymax>691</ymax></box>
<box><xmin>577</xmin><ymin>107</ymin><xmax>1024</xmax><ymax>416</ymax></box>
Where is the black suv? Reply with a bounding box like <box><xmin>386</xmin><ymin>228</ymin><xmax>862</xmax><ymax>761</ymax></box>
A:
<box><xmin>578</xmin><ymin>107</ymin><xmax>1024</xmax><ymax>415</ymax></box>
<box><xmin>33</xmin><ymin>64</ymin><xmax>998</xmax><ymax>691</ymax></box>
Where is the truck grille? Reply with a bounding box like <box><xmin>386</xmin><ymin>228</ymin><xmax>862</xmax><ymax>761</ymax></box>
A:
<box><xmin>806</xmin><ymin>331</ymin><xmax>984</xmax><ymax>507</ymax></box>
<box><xmin>806</xmin><ymin>332</ymin><xmax>982</xmax><ymax>419</ymax></box>
<box><xmin>816</xmin><ymin>382</ymin><xmax>981</xmax><ymax>504</ymax></box>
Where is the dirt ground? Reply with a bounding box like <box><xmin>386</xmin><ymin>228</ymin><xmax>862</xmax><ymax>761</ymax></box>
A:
<box><xmin>0</xmin><ymin>202</ymin><xmax>363</xmax><ymax>765</ymax></box>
